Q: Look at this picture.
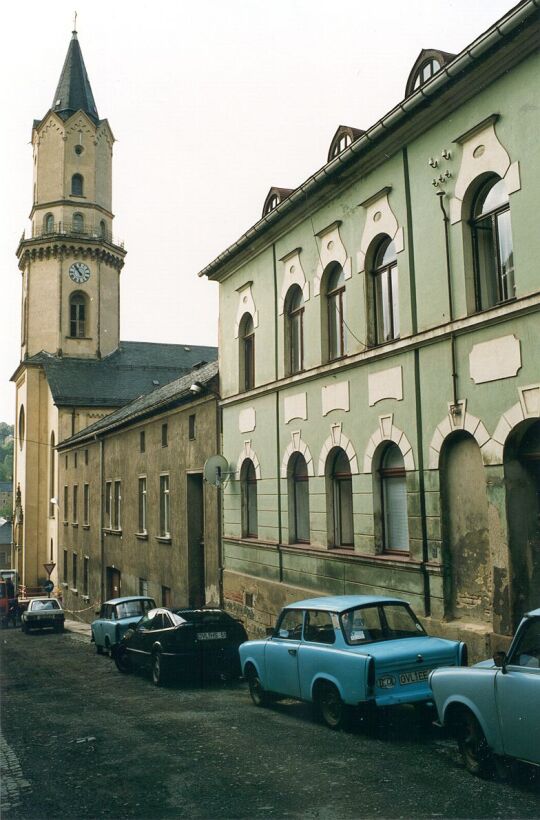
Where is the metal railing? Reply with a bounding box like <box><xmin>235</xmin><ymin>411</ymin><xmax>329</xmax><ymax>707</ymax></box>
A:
<box><xmin>28</xmin><ymin>221</ymin><xmax>124</xmax><ymax>249</ymax></box>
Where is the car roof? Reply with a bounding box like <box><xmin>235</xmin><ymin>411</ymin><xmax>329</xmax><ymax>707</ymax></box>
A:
<box><xmin>284</xmin><ymin>595</ymin><xmax>407</xmax><ymax>612</ymax></box>
<box><xmin>102</xmin><ymin>596</ymin><xmax>155</xmax><ymax>606</ymax></box>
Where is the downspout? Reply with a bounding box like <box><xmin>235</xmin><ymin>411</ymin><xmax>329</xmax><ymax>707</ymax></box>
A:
<box><xmin>98</xmin><ymin>435</ymin><xmax>105</xmax><ymax>605</ymax></box>
<box><xmin>216</xmin><ymin>393</ymin><xmax>224</xmax><ymax>606</ymax></box>
<box><xmin>403</xmin><ymin>147</ymin><xmax>430</xmax><ymax>616</ymax></box>
<box><xmin>272</xmin><ymin>243</ymin><xmax>283</xmax><ymax>581</ymax></box>
<box><xmin>437</xmin><ymin>191</ymin><xmax>459</xmax><ymax>411</ymax></box>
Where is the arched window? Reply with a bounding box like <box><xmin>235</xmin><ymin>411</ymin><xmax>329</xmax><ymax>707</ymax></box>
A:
<box><xmin>285</xmin><ymin>285</ymin><xmax>304</xmax><ymax>375</ymax></box>
<box><xmin>49</xmin><ymin>433</ymin><xmax>56</xmax><ymax>518</ymax></box>
<box><xmin>326</xmin><ymin>264</ymin><xmax>346</xmax><ymax>361</ymax></box>
<box><xmin>379</xmin><ymin>444</ymin><xmax>409</xmax><ymax>552</ymax></box>
<box><xmin>239</xmin><ymin>313</ymin><xmax>255</xmax><ymax>391</ymax></box>
<box><xmin>241</xmin><ymin>459</ymin><xmax>258</xmax><ymax>538</ymax></box>
<box><xmin>100</xmin><ymin>220</ymin><xmax>107</xmax><ymax>240</ymax></box>
<box><xmin>18</xmin><ymin>405</ymin><xmax>25</xmax><ymax>451</ymax></box>
<box><xmin>72</xmin><ymin>212</ymin><xmax>84</xmax><ymax>234</ymax></box>
<box><xmin>70</xmin><ymin>293</ymin><xmax>87</xmax><ymax>338</ymax></box>
<box><xmin>471</xmin><ymin>177</ymin><xmax>514</xmax><ymax>310</ymax></box>
<box><xmin>412</xmin><ymin>58</ymin><xmax>441</xmax><ymax>90</ymax></box>
<box><xmin>43</xmin><ymin>213</ymin><xmax>54</xmax><ymax>234</ymax></box>
<box><xmin>71</xmin><ymin>174</ymin><xmax>84</xmax><ymax>196</ymax></box>
<box><xmin>328</xmin><ymin>448</ymin><xmax>353</xmax><ymax>548</ymax></box>
<box><xmin>371</xmin><ymin>237</ymin><xmax>399</xmax><ymax>344</ymax></box>
<box><xmin>288</xmin><ymin>453</ymin><xmax>310</xmax><ymax>544</ymax></box>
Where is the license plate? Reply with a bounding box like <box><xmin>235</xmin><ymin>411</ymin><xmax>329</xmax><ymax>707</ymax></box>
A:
<box><xmin>196</xmin><ymin>631</ymin><xmax>226</xmax><ymax>641</ymax></box>
<box><xmin>399</xmin><ymin>668</ymin><xmax>431</xmax><ymax>685</ymax></box>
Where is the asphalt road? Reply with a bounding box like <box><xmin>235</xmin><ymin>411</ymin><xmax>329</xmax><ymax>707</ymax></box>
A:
<box><xmin>1</xmin><ymin>625</ymin><xmax>539</xmax><ymax>820</ymax></box>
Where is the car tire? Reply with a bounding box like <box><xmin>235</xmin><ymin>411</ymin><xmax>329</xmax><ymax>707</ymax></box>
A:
<box><xmin>316</xmin><ymin>683</ymin><xmax>347</xmax><ymax>730</ymax></box>
<box><xmin>246</xmin><ymin>667</ymin><xmax>269</xmax><ymax>707</ymax></box>
<box><xmin>114</xmin><ymin>647</ymin><xmax>132</xmax><ymax>674</ymax></box>
<box><xmin>152</xmin><ymin>651</ymin><xmax>166</xmax><ymax>687</ymax></box>
<box><xmin>457</xmin><ymin>709</ymin><xmax>493</xmax><ymax>777</ymax></box>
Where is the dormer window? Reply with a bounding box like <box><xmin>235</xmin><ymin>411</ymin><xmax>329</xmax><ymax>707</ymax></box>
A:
<box><xmin>412</xmin><ymin>58</ymin><xmax>441</xmax><ymax>90</ymax></box>
<box><xmin>262</xmin><ymin>186</ymin><xmax>293</xmax><ymax>218</ymax></box>
<box><xmin>405</xmin><ymin>49</ymin><xmax>456</xmax><ymax>98</ymax></box>
<box><xmin>327</xmin><ymin>125</ymin><xmax>365</xmax><ymax>163</ymax></box>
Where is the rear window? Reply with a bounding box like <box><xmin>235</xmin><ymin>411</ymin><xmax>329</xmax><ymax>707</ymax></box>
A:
<box><xmin>115</xmin><ymin>599</ymin><xmax>155</xmax><ymax>619</ymax></box>
<box><xmin>30</xmin><ymin>599</ymin><xmax>60</xmax><ymax>611</ymax></box>
<box><xmin>340</xmin><ymin>604</ymin><xmax>425</xmax><ymax>645</ymax></box>
<box><xmin>173</xmin><ymin>609</ymin><xmax>234</xmax><ymax>627</ymax></box>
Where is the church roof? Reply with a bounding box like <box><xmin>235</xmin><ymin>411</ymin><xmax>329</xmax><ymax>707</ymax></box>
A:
<box><xmin>58</xmin><ymin>360</ymin><xmax>219</xmax><ymax>447</ymax></box>
<box><xmin>51</xmin><ymin>30</ymin><xmax>99</xmax><ymax>123</ymax></box>
<box><xmin>22</xmin><ymin>341</ymin><xmax>218</xmax><ymax>408</ymax></box>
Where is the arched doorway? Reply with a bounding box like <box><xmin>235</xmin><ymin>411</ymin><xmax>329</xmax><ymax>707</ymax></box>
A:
<box><xmin>503</xmin><ymin>420</ymin><xmax>540</xmax><ymax>628</ymax></box>
<box><xmin>440</xmin><ymin>431</ymin><xmax>491</xmax><ymax>621</ymax></box>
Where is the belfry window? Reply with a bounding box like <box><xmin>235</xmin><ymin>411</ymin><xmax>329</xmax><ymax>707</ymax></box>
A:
<box><xmin>70</xmin><ymin>293</ymin><xmax>87</xmax><ymax>338</ymax></box>
<box><xmin>44</xmin><ymin>213</ymin><xmax>54</xmax><ymax>234</ymax></box>
<box><xmin>72</xmin><ymin>212</ymin><xmax>84</xmax><ymax>234</ymax></box>
<box><xmin>71</xmin><ymin>174</ymin><xmax>84</xmax><ymax>196</ymax></box>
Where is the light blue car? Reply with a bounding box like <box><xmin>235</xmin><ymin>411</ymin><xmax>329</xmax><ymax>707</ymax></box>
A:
<box><xmin>239</xmin><ymin>595</ymin><xmax>466</xmax><ymax>729</ymax></box>
<box><xmin>430</xmin><ymin>608</ymin><xmax>540</xmax><ymax>776</ymax></box>
<box><xmin>91</xmin><ymin>596</ymin><xmax>156</xmax><ymax>654</ymax></box>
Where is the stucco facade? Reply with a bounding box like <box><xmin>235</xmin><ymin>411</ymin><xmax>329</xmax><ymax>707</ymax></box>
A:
<box><xmin>201</xmin><ymin>4</ymin><xmax>540</xmax><ymax>659</ymax></box>
<box><xmin>57</xmin><ymin>366</ymin><xmax>221</xmax><ymax>622</ymax></box>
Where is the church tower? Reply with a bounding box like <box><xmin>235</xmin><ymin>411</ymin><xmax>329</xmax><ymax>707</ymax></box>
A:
<box><xmin>17</xmin><ymin>28</ymin><xmax>126</xmax><ymax>361</ymax></box>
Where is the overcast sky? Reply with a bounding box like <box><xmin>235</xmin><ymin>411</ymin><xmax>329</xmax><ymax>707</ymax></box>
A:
<box><xmin>0</xmin><ymin>0</ymin><xmax>516</xmax><ymax>424</ymax></box>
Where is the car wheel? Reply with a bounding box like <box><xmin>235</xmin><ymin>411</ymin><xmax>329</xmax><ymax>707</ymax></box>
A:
<box><xmin>316</xmin><ymin>683</ymin><xmax>347</xmax><ymax>730</ymax></box>
<box><xmin>114</xmin><ymin>646</ymin><xmax>132</xmax><ymax>674</ymax></box>
<box><xmin>247</xmin><ymin>668</ymin><xmax>269</xmax><ymax>707</ymax></box>
<box><xmin>152</xmin><ymin>651</ymin><xmax>166</xmax><ymax>687</ymax></box>
<box><xmin>457</xmin><ymin>709</ymin><xmax>493</xmax><ymax>777</ymax></box>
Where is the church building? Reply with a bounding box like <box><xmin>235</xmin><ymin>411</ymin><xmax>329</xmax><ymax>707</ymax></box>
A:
<box><xmin>11</xmin><ymin>30</ymin><xmax>217</xmax><ymax>592</ymax></box>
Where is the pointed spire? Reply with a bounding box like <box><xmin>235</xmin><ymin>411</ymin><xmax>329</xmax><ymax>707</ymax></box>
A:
<box><xmin>51</xmin><ymin>28</ymin><xmax>99</xmax><ymax>123</ymax></box>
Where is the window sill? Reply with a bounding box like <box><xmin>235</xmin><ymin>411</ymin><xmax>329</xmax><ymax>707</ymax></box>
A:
<box><xmin>82</xmin><ymin>524</ymin><xmax>90</xmax><ymax>530</ymax></box>
<box><xmin>155</xmin><ymin>536</ymin><xmax>172</xmax><ymax>544</ymax></box>
<box><xmin>103</xmin><ymin>528</ymin><xmax>122</xmax><ymax>536</ymax></box>
<box><xmin>65</xmin><ymin>336</ymin><xmax>93</xmax><ymax>341</ymax></box>
<box><xmin>72</xmin><ymin>522</ymin><xmax>78</xmax><ymax>528</ymax></box>
<box><xmin>81</xmin><ymin>595</ymin><xmax>90</xmax><ymax>602</ymax></box>
<box><xmin>70</xmin><ymin>588</ymin><xmax>78</xmax><ymax>595</ymax></box>
<box><xmin>135</xmin><ymin>532</ymin><xmax>148</xmax><ymax>540</ymax></box>
<box><xmin>61</xmin><ymin>582</ymin><xmax>68</xmax><ymax>588</ymax></box>
<box><xmin>63</xmin><ymin>521</ymin><xmax>69</xmax><ymax>527</ymax></box>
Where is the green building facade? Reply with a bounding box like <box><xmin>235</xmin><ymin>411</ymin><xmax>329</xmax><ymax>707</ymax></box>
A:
<box><xmin>201</xmin><ymin>2</ymin><xmax>540</xmax><ymax>658</ymax></box>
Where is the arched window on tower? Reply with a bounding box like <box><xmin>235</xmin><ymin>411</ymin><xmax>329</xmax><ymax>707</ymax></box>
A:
<box><xmin>100</xmin><ymin>220</ymin><xmax>107</xmax><ymax>240</ymax></box>
<box><xmin>71</xmin><ymin>174</ymin><xmax>84</xmax><ymax>197</ymax></box>
<box><xmin>43</xmin><ymin>213</ymin><xmax>54</xmax><ymax>234</ymax></box>
<box><xmin>18</xmin><ymin>405</ymin><xmax>25</xmax><ymax>451</ymax></box>
<box><xmin>72</xmin><ymin>212</ymin><xmax>84</xmax><ymax>234</ymax></box>
<box><xmin>70</xmin><ymin>293</ymin><xmax>88</xmax><ymax>338</ymax></box>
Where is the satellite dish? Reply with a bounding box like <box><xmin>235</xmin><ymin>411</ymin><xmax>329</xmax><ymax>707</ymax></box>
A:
<box><xmin>203</xmin><ymin>455</ymin><xmax>231</xmax><ymax>488</ymax></box>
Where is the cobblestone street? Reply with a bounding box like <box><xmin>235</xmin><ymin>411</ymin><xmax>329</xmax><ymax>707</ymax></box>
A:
<box><xmin>1</xmin><ymin>623</ymin><xmax>539</xmax><ymax>819</ymax></box>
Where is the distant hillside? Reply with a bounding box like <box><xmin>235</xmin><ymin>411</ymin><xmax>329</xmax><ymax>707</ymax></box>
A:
<box><xmin>0</xmin><ymin>423</ymin><xmax>14</xmax><ymax>484</ymax></box>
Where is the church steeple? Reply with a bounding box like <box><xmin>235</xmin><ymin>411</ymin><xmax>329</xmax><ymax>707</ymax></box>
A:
<box><xmin>51</xmin><ymin>29</ymin><xmax>99</xmax><ymax>123</ymax></box>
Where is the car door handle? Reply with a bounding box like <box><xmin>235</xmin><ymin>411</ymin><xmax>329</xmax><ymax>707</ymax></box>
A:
<box><xmin>288</xmin><ymin>648</ymin><xmax>297</xmax><ymax>657</ymax></box>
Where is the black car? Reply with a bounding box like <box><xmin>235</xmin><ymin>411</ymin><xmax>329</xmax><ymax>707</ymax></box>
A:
<box><xmin>114</xmin><ymin>607</ymin><xmax>248</xmax><ymax>686</ymax></box>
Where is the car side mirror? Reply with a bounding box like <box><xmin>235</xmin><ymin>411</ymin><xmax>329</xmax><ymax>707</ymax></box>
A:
<box><xmin>493</xmin><ymin>650</ymin><xmax>507</xmax><ymax>669</ymax></box>
<box><xmin>265</xmin><ymin>627</ymin><xmax>275</xmax><ymax>637</ymax></box>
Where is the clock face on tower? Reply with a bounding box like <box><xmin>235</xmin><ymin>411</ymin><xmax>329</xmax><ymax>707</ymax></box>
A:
<box><xmin>69</xmin><ymin>262</ymin><xmax>91</xmax><ymax>284</ymax></box>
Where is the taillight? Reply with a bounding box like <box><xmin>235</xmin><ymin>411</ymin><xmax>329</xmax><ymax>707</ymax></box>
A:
<box><xmin>460</xmin><ymin>643</ymin><xmax>468</xmax><ymax>667</ymax></box>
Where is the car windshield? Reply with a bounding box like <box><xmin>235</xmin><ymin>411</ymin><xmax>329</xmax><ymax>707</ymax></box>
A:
<box><xmin>115</xmin><ymin>599</ymin><xmax>154</xmax><ymax>619</ymax></box>
<box><xmin>30</xmin><ymin>599</ymin><xmax>60</xmax><ymax>611</ymax></box>
<box><xmin>340</xmin><ymin>604</ymin><xmax>425</xmax><ymax>645</ymax></box>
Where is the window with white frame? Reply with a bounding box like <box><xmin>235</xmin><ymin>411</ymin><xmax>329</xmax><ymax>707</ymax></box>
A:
<box><xmin>285</xmin><ymin>285</ymin><xmax>304</xmax><ymax>375</ymax></box>
<box><xmin>83</xmin><ymin>483</ymin><xmax>89</xmax><ymax>526</ymax></box>
<box><xmin>159</xmin><ymin>474</ymin><xmax>170</xmax><ymax>537</ymax></box>
<box><xmin>326</xmin><ymin>264</ymin><xmax>347</xmax><ymax>361</ymax></box>
<box><xmin>138</xmin><ymin>476</ymin><xmax>147</xmax><ymax>534</ymax></box>
<box><xmin>72</xmin><ymin>485</ymin><xmax>78</xmax><ymax>524</ymax></box>
<box><xmin>471</xmin><ymin>176</ymin><xmax>515</xmax><ymax>311</ymax></box>
<box><xmin>105</xmin><ymin>481</ymin><xmax>112</xmax><ymax>528</ymax></box>
<box><xmin>113</xmin><ymin>481</ymin><xmax>121</xmax><ymax>530</ymax></box>
<box><xmin>371</xmin><ymin>237</ymin><xmax>399</xmax><ymax>344</ymax></box>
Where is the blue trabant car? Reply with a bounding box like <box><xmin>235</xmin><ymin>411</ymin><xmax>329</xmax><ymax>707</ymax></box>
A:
<box><xmin>430</xmin><ymin>608</ymin><xmax>540</xmax><ymax>776</ymax></box>
<box><xmin>239</xmin><ymin>595</ymin><xmax>467</xmax><ymax>729</ymax></box>
<box><xmin>91</xmin><ymin>596</ymin><xmax>155</xmax><ymax>654</ymax></box>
